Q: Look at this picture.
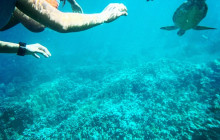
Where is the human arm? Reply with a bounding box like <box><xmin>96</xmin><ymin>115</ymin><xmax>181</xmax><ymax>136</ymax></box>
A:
<box><xmin>0</xmin><ymin>41</ymin><xmax>51</xmax><ymax>58</ymax></box>
<box><xmin>14</xmin><ymin>7</ymin><xmax>45</xmax><ymax>32</ymax></box>
<box><xmin>16</xmin><ymin>0</ymin><xmax>127</xmax><ymax>33</ymax></box>
<box><xmin>0</xmin><ymin>8</ymin><xmax>45</xmax><ymax>32</ymax></box>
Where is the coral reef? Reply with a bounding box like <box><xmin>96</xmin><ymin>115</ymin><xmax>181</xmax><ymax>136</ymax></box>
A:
<box><xmin>0</xmin><ymin>59</ymin><xmax>220</xmax><ymax>139</ymax></box>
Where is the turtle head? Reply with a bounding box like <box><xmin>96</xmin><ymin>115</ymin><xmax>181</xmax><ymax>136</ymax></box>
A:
<box><xmin>177</xmin><ymin>29</ymin><xmax>185</xmax><ymax>36</ymax></box>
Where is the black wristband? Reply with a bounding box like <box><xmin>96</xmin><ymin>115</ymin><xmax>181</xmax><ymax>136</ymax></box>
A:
<box><xmin>17</xmin><ymin>42</ymin><xmax>26</xmax><ymax>56</ymax></box>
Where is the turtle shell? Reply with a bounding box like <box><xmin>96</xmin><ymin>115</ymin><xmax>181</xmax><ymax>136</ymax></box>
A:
<box><xmin>173</xmin><ymin>1</ymin><xmax>207</xmax><ymax>30</ymax></box>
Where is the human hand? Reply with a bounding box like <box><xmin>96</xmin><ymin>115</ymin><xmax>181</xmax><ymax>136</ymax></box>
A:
<box><xmin>26</xmin><ymin>43</ymin><xmax>51</xmax><ymax>58</ymax></box>
<box><xmin>101</xmin><ymin>3</ymin><xmax>128</xmax><ymax>23</ymax></box>
<box><xmin>70</xmin><ymin>0</ymin><xmax>83</xmax><ymax>13</ymax></box>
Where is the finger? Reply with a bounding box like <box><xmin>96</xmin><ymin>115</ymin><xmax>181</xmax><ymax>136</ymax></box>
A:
<box><xmin>114</xmin><ymin>11</ymin><xmax>127</xmax><ymax>18</ymax></box>
<box><xmin>116</xmin><ymin>4</ymin><xmax>127</xmax><ymax>11</ymax></box>
<box><xmin>119</xmin><ymin>4</ymin><xmax>127</xmax><ymax>12</ymax></box>
<box><xmin>39</xmin><ymin>46</ymin><xmax>51</xmax><ymax>57</ymax></box>
<box><xmin>39</xmin><ymin>46</ymin><xmax>51</xmax><ymax>56</ymax></box>
<box><xmin>36</xmin><ymin>50</ymin><xmax>49</xmax><ymax>58</ymax></box>
<box><xmin>119</xmin><ymin>11</ymin><xmax>128</xmax><ymax>16</ymax></box>
<box><xmin>108</xmin><ymin>6</ymin><xmax>115</xmax><ymax>11</ymax></box>
<box><xmin>33</xmin><ymin>53</ymin><xmax>40</xmax><ymax>59</ymax></box>
<box><xmin>108</xmin><ymin>4</ymin><xmax>119</xmax><ymax>11</ymax></box>
<box><xmin>47</xmin><ymin>50</ymin><xmax>52</xmax><ymax>57</ymax></box>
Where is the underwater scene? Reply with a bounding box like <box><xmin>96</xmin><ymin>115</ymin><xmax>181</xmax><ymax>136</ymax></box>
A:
<box><xmin>1</xmin><ymin>0</ymin><xmax>220</xmax><ymax>139</ymax></box>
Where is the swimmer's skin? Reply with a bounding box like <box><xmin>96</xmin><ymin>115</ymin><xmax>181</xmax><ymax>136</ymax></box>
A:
<box><xmin>0</xmin><ymin>41</ymin><xmax>51</xmax><ymax>58</ymax></box>
<box><xmin>1</xmin><ymin>0</ymin><xmax>83</xmax><ymax>32</ymax></box>
<box><xmin>16</xmin><ymin>0</ymin><xmax>127</xmax><ymax>33</ymax></box>
<box><xmin>0</xmin><ymin>0</ymin><xmax>127</xmax><ymax>58</ymax></box>
<box><xmin>0</xmin><ymin>8</ymin><xmax>44</xmax><ymax>32</ymax></box>
<box><xmin>14</xmin><ymin>7</ymin><xmax>45</xmax><ymax>32</ymax></box>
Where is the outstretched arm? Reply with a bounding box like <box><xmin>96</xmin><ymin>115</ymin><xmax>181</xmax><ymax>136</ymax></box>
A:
<box><xmin>16</xmin><ymin>0</ymin><xmax>127</xmax><ymax>33</ymax></box>
<box><xmin>0</xmin><ymin>41</ymin><xmax>51</xmax><ymax>58</ymax></box>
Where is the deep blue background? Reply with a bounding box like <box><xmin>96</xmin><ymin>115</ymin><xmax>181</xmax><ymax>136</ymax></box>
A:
<box><xmin>0</xmin><ymin>0</ymin><xmax>219</xmax><ymax>84</ymax></box>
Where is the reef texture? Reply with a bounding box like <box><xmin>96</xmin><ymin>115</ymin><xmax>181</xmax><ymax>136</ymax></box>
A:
<box><xmin>1</xmin><ymin>59</ymin><xmax>220</xmax><ymax>139</ymax></box>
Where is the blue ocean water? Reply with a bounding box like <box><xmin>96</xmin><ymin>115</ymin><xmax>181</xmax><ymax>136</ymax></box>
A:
<box><xmin>0</xmin><ymin>0</ymin><xmax>220</xmax><ymax>139</ymax></box>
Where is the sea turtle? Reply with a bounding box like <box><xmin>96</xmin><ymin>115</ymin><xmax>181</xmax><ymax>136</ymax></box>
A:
<box><xmin>160</xmin><ymin>0</ymin><xmax>215</xmax><ymax>36</ymax></box>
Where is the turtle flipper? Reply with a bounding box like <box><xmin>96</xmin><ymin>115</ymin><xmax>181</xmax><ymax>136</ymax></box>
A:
<box><xmin>177</xmin><ymin>29</ymin><xmax>185</xmax><ymax>36</ymax></box>
<box><xmin>193</xmin><ymin>26</ymin><xmax>216</xmax><ymax>30</ymax></box>
<box><xmin>160</xmin><ymin>26</ymin><xmax>178</xmax><ymax>30</ymax></box>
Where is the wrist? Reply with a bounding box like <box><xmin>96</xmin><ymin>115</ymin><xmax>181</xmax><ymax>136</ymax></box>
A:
<box><xmin>17</xmin><ymin>42</ymin><xmax>26</xmax><ymax>56</ymax></box>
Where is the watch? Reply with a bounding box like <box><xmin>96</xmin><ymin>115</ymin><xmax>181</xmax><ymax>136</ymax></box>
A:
<box><xmin>17</xmin><ymin>42</ymin><xmax>26</xmax><ymax>56</ymax></box>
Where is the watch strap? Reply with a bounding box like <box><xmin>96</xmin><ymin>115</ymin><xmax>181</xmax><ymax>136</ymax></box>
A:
<box><xmin>17</xmin><ymin>42</ymin><xmax>26</xmax><ymax>56</ymax></box>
